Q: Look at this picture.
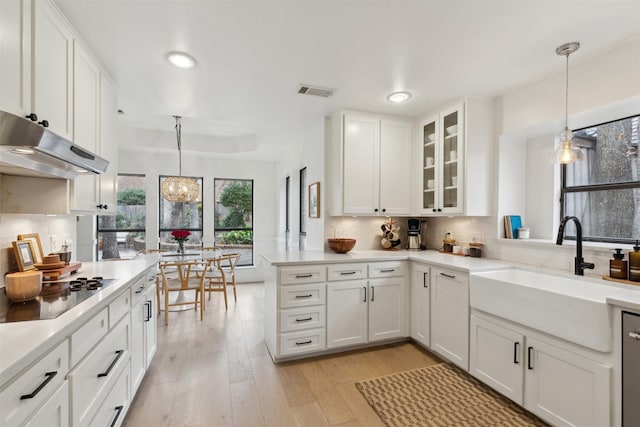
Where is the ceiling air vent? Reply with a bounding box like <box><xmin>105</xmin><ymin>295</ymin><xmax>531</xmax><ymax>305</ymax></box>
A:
<box><xmin>297</xmin><ymin>84</ymin><xmax>335</xmax><ymax>98</ymax></box>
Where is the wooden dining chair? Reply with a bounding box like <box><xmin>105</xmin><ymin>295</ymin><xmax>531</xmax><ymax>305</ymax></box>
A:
<box><xmin>136</xmin><ymin>249</ymin><xmax>169</xmax><ymax>311</ymax></box>
<box><xmin>158</xmin><ymin>260</ymin><xmax>205</xmax><ymax>325</ymax></box>
<box><xmin>200</xmin><ymin>253</ymin><xmax>240</xmax><ymax>310</ymax></box>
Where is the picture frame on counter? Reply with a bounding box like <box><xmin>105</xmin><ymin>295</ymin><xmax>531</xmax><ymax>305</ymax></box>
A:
<box><xmin>17</xmin><ymin>233</ymin><xmax>44</xmax><ymax>264</ymax></box>
<box><xmin>309</xmin><ymin>182</ymin><xmax>320</xmax><ymax>218</ymax></box>
<box><xmin>12</xmin><ymin>240</ymin><xmax>36</xmax><ymax>271</ymax></box>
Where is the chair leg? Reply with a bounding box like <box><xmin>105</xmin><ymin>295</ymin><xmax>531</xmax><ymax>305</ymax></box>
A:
<box><xmin>199</xmin><ymin>288</ymin><xmax>204</xmax><ymax>321</ymax></box>
<box><xmin>164</xmin><ymin>288</ymin><xmax>169</xmax><ymax>326</ymax></box>
<box><xmin>232</xmin><ymin>277</ymin><xmax>237</xmax><ymax>302</ymax></box>
<box><xmin>222</xmin><ymin>282</ymin><xmax>228</xmax><ymax>310</ymax></box>
<box><xmin>155</xmin><ymin>276</ymin><xmax>161</xmax><ymax>316</ymax></box>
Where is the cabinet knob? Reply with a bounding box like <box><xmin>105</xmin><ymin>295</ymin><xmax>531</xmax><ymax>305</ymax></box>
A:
<box><xmin>25</xmin><ymin>113</ymin><xmax>38</xmax><ymax>121</ymax></box>
<box><xmin>38</xmin><ymin>119</ymin><xmax>49</xmax><ymax>128</ymax></box>
<box><xmin>96</xmin><ymin>204</ymin><xmax>108</xmax><ymax>210</ymax></box>
<box><xmin>432</xmin><ymin>209</ymin><xmax>437</xmax><ymax>213</ymax></box>
<box><xmin>382</xmin><ymin>208</ymin><xmax>386</xmax><ymax>213</ymax></box>
<box><xmin>374</xmin><ymin>208</ymin><xmax>379</xmax><ymax>212</ymax></box>
<box><xmin>437</xmin><ymin>208</ymin><xmax>442</xmax><ymax>212</ymax></box>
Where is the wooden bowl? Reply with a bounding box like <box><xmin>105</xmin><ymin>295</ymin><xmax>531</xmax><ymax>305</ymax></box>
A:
<box><xmin>6</xmin><ymin>271</ymin><xmax>43</xmax><ymax>301</ymax></box>
<box><xmin>327</xmin><ymin>238</ymin><xmax>356</xmax><ymax>254</ymax></box>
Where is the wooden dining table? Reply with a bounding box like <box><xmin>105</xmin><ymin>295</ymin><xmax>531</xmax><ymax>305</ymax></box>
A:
<box><xmin>158</xmin><ymin>250</ymin><xmax>222</xmax><ymax>311</ymax></box>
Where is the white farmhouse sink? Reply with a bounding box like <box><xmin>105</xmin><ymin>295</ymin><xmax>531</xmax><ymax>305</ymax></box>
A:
<box><xmin>470</xmin><ymin>268</ymin><xmax>620</xmax><ymax>352</ymax></box>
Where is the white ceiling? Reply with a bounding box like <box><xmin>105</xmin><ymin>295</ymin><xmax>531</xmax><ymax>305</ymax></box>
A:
<box><xmin>55</xmin><ymin>0</ymin><xmax>640</xmax><ymax>161</ymax></box>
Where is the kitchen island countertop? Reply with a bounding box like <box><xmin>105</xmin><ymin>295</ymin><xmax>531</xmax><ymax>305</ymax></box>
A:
<box><xmin>0</xmin><ymin>255</ymin><xmax>158</xmax><ymax>385</ymax></box>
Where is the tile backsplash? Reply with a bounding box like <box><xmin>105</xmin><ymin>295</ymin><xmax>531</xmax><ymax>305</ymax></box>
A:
<box><xmin>0</xmin><ymin>215</ymin><xmax>76</xmax><ymax>286</ymax></box>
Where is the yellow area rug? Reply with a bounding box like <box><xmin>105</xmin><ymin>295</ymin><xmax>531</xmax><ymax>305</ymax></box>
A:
<box><xmin>355</xmin><ymin>363</ymin><xmax>548</xmax><ymax>426</ymax></box>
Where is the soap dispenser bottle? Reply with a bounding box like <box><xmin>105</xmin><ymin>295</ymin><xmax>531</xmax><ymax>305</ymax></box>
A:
<box><xmin>610</xmin><ymin>249</ymin><xmax>628</xmax><ymax>280</ymax></box>
<box><xmin>629</xmin><ymin>240</ymin><xmax>640</xmax><ymax>282</ymax></box>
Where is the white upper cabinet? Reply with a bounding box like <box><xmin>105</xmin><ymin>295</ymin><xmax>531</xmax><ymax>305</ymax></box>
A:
<box><xmin>98</xmin><ymin>75</ymin><xmax>119</xmax><ymax>214</ymax></box>
<box><xmin>414</xmin><ymin>98</ymin><xmax>494</xmax><ymax>216</ymax></box>
<box><xmin>71</xmin><ymin>40</ymin><xmax>101</xmax><ymax>212</ymax></box>
<box><xmin>32</xmin><ymin>0</ymin><xmax>74</xmax><ymax>140</ymax></box>
<box><xmin>0</xmin><ymin>0</ymin><xmax>31</xmax><ymax>116</ymax></box>
<box><xmin>327</xmin><ymin>112</ymin><xmax>412</xmax><ymax>216</ymax></box>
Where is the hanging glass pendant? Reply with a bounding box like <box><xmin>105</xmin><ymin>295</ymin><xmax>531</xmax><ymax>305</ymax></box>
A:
<box><xmin>550</xmin><ymin>42</ymin><xmax>584</xmax><ymax>164</ymax></box>
<box><xmin>161</xmin><ymin>116</ymin><xmax>199</xmax><ymax>202</ymax></box>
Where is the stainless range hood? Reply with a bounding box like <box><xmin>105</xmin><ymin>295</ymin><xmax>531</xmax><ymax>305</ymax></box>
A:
<box><xmin>0</xmin><ymin>110</ymin><xmax>109</xmax><ymax>179</ymax></box>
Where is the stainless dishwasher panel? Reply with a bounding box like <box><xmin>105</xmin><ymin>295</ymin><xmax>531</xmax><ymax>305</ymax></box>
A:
<box><xmin>623</xmin><ymin>311</ymin><xmax>640</xmax><ymax>427</ymax></box>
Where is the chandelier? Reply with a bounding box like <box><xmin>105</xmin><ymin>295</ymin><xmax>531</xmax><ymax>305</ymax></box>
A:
<box><xmin>161</xmin><ymin>116</ymin><xmax>199</xmax><ymax>203</ymax></box>
<box><xmin>550</xmin><ymin>42</ymin><xmax>584</xmax><ymax>164</ymax></box>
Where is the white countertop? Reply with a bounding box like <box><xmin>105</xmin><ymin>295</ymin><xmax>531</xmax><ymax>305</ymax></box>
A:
<box><xmin>259</xmin><ymin>249</ymin><xmax>512</xmax><ymax>272</ymax></box>
<box><xmin>259</xmin><ymin>249</ymin><xmax>640</xmax><ymax>311</ymax></box>
<box><xmin>0</xmin><ymin>256</ymin><xmax>158</xmax><ymax>385</ymax></box>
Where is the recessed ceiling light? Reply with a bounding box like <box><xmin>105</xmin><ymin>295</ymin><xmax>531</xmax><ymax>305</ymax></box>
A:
<box><xmin>387</xmin><ymin>91</ymin><xmax>412</xmax><ymax>103</ymax></box>
<box><xmin>166</xmin><ymin>51</ymin><xmax>197</xmax><ymax>69</ymax></box>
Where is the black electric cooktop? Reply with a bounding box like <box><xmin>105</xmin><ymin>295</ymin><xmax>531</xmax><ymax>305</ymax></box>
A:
<box><xmin>0</xmin><ymin>277</ymin><xmax>117</xmax><ymax>323</ymax></box>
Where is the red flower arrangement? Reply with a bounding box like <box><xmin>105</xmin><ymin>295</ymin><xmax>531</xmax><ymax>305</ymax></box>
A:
<box><xmin>171</xmin><ymin>230</ymin><xmax>191</xmax><ymax>241</ymax></box>
<box><xmin>171</xmin><ymin>230</ymin><xmax>191</xmax><ymax>253</ymax></box>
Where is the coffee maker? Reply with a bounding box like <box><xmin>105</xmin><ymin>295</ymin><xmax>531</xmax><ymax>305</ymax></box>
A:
<box><xmin>407</xmin><ymin>218</ymin><xmax>422</xmax><ymax>250</ymax></box>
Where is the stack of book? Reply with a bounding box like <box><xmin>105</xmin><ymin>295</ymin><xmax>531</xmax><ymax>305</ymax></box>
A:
<box><xmin>504</xmin><ymin>215</ymin><xmax>522</xmax><ymax>239</ymax></box>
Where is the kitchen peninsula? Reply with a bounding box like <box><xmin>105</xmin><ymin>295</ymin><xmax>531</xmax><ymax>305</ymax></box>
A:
<box><xmin>0</xmin><ymin>255</ymin><xmax>158</xmax><ymax>427</ymax></box>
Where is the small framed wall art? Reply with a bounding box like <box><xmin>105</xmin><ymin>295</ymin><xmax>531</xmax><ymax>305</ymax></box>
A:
<box><xmin>308</xmin><ymin>182</ymin><xmax>320</xmax><ymax>218</ymax></box>
<box><xmin>12</xmin><ymin>240</ymin><xmax>36</xmax><ymax>271</ymax></box>
<box><xmin>18</xmin><ymin>233</ymin><xmax>44</xmax><ymax>264</ymax></box>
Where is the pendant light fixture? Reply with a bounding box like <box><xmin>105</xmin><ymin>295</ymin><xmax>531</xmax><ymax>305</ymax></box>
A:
<box><xmin>550</xmin><ymin>42</ymin><xmax>584</xmax><ymax>164</ymax></box>
<box><xmin>161</xmin><ymin>115</ymin><xmax>199</xmax><ymax>203</ymax></box>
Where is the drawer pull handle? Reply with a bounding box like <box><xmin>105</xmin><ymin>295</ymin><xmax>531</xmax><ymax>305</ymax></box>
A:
<box><xmin>629</xmin><ymin>331</ymin><xmax>640</xmax><ymax>340</ymax></box>
<box><xmin>513</xmin><ymin>342</ymin><xmax>520</xmax><ymax>364</ymax></box>
<box><xmin>110</xmin><ymin>405</ymin><xmax>124</xmax><ymax>427</ymax></box>
<box><xmin>135</xmin><ymin>286</ymin><xmax>145</xmax><ymax>294</ymax></box>
<box><xmin>145</xmin><ymin>301</ymin><xmax>152</xmax><ymax>322</ymax></box>
<box><xmin>98</xmin><ymin>350</ymin><xmax>125</xmax><ymax>378</ymax></box>
<box><xmin>20</xmin><ymin>371</ymin><xmax>57</xmax><ymax>400</ymax></box>
<box><xmin>527</xmin><ymin>346</ymin><xmax>534</xmax><ymax>370</ymax></box>
<box><xmin>440</xmin><ymin>272</ymin><xmax>456</xmax><ymax>279</ymax></box>
<box><xmin>380</xmin><ymin>269</ymin><xmax>395</xmax><ymax>273</ymax></box>
<box><xmin>363</xmin><ymin>286</ymin><xmax>367</xmax><ymax>302</ymax></box>
<box><xmin>295</xmin><ymin>340</ymin><xmax>312</xmax><ymax>346</ymax></box>
<box><xmin>295</xmin><ymin>294</ymin><xmax>313</xmax><ymax>299</ymax></box>
<box><xmin>340</xmin><ymin>271</ymin><xmax>357</xmax><ymax>275</ymax></box>
<box><xmin>295</xmin><ymin>274</ymin><xmax>313</xmax><ymax>278</ymax></box>
<box><xmin>371</xmin><ymin>286</ymin><xmax>375</xmax><ymax>302</ymax></box>
<box><xmin>295</xmin><ymin>317</ymin><xmax>313</xmax><ymax>322</ymax></box>
<box><xmin>423</xmin><ymin>272</ymin><xmax>429</xmax><ymax>288</ymax></box>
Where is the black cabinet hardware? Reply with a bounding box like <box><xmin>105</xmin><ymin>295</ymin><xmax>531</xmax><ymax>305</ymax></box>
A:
<box><xmin>371</xmin><ymin>286</ymin><xmax>375</xmax><ymax>302</ymax></box>
<box><xmin>527</xmin><ymin>346</ymin><xmax>534</xmax><ymax>370</ymax></box>
<box><xmin>295</xmin><ymin>274</ymin><xmax>313</xmax><ymax>278</ymax></box>
<box><xmin>110</xmin><ymin>405</ymin><xmax>124</xmax><ymax>427</ymax></box>
<box><xmin>295</xmin><ymin>317</ymin><xmax>312</xmax><ymax>322</ymax></box>
<box><xmin>363</xmin><ymin>287</ymin><xmax>367</xmax><ymax>302</ymax></box>
<box><xmin>20</xmin><ymin>371</ymin><xmax>57</xmax><ymax>400</ymax></box>
<box><xmin>294</xmin><ymin>294</ymin><xmax>313</xmax><ymax>299</ymax></box>
<box><xmin>513</xmin><ymin>342</ymin><xmax>520</xmax><ymax>364</ymax></box>
<box><xmin>98</xmin><ymin>350</ymin><xmax>124</xmax><ymax>378</ymax></box>
<box><xmin>295</xmin><ymin>340</ymin><xmax>312</xmax><ymax>346</ymax></box>
<box><xmin>440</xmin><ymin>272</ymin><xmax>455</xmax><ymax>279</ymax></box>
<box><xmin>25</xmin><ymin>113</ymin><xmax>38</xmax><ymax>121</ymax></box>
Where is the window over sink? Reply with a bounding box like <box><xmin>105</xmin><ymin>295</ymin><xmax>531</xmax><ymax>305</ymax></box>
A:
<box><xmin>561</xmin><ymin>115</ymin><xmax>640</xmax><ymax>243</ymax></box>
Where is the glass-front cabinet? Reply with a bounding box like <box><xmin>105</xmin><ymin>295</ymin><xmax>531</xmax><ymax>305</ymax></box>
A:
<box><xmin>420</xmin><ymin>103</ymin><xmax>464</xmax><ymax>215</ymax></box>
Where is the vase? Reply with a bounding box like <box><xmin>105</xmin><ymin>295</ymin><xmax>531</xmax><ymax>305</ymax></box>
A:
<box><xmin>177</xmin><ymin>240</ymin><xmax>185</xmax><ymax>254</ymax></box>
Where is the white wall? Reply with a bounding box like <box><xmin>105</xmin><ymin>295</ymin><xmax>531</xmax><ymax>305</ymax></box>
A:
<box><xmin>273</xmin><ymin>117</ymin><xmax>326</xmax><ymax>251</ymax></box>
<box><xmin>119</xmin><ymin>127</ymin><xmax>277</xmax><ymax>282</ymax></box>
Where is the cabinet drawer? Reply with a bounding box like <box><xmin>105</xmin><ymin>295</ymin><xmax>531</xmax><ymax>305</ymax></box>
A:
<box><xmin>130</xmin><ymin>275</ymin><xmax>149</xmax><ymax>305</ymax></box>
<box><xmin>109</xmin><ymin>289</ymin><xmax>131</xmax><ymax>329</ymax></box>
<box><xmin>280</xmin><ymin>283</ymin><xmax>326</xmax><ymax>308</ymax></box>
<box><xmin>280</xmin><ymin>266</ymin><xmax>326</xmax><ymax>285</ymax></box>
<box><xmin>0</xmin><ymin>339</ymin><xmax>69</xmax><ymax>427</ymax></box>
<box><xmin>279</xmin><ymin>329</ymin><xmax>326</xmax><ymax>356</ymax></box>
<box><xmin>23</xmin><ymin>381</ymin><xmax>69</xmax><ymax>427</ymax></box>
<box><xmin>89</xmin><ymin>360</ymin><xmax>130</xmax><ymax>427</ymax></box>
<box><xmin>71</xmin><ymin>307</ymin><xmax>108</xmax><ymax>366</ymax></box>
<box><xmin>369</xmin><ymin>261</ymin><xmax>405</xmax><ymax>278</ymax></box>
<box><xmin>69</xmin><ymin>316</ymin><xmax>130</xmax><ymax>427</ymax></box>
<box><xmin>327</xmin><ymin>263</ymin><xmax>367</xmax><ymax>281</ymax></box>
<box><xmin>280</xmin><ymin>306</ymin><xmax>326</xmax><ymax>332</ymax></box>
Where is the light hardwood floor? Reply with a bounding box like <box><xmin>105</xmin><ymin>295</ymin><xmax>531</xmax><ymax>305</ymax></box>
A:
<box><xmin>123</xmin><ymin>283</ymin><xmax>441</xmax><ymax>427</ymax></box>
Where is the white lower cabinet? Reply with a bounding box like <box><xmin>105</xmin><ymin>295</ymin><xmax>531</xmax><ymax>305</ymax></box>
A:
<box><xmin>430</xmin><ymin>267</ymin><xmax>469</xmax><ymax>370</ymax></box>
<box><xmin>327</xmin><ymin>279</ymin><xmax>368</xmax><ymax>348</ymax></box>
<box><xmin>410</xmin><ymin>263</ymin><xmax>430</xmax><ymax>347</ymax></box>
<box><xmin>69</xmin><ymin>315</ymin><xmax>130</xmax><ymax>427</ymax></box>
<box><xmin>89</xmin><ymin>361</ymin><xmax>131</xmax><ymax>427</ymax></box>
<box><xmin>0</xmin><ymin>339</ymin><xmax>69</xmax><ymax>427</ymax></box>
<box><xmin>23</xmin><ymin>381</ymin><xmax>69</xmax><ymax>427</ymax></box>
<box><xmin>131</xmin><ymin>282</ymin><xmax>157</xmax><ymax>394</ymax></box>
<box><xmin>470</xmin><ymin>314</ymin><xmax>611</xmax><ymax>427</ymax></box>
<box><xmin>327</xmin><ymin>262</ymin><xmax>406</xmax><ymax>349</ymax></box>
